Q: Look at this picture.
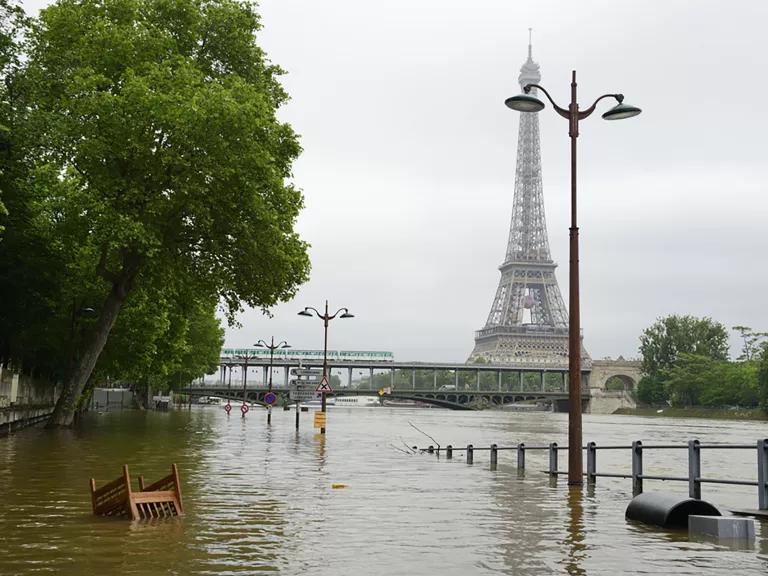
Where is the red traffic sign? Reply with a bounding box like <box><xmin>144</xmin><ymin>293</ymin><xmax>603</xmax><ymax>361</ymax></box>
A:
<box><xmin>315</xmin><ymin>375</ymin><xmax>333</xmax><ymax>394</ymax></box>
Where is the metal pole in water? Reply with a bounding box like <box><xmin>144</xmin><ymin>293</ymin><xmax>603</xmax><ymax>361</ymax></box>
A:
<box><xmin>688</xmin><ymin>439</ymin><xmax>701</xmax><ymax>499</ymax></box>
<box><xmin>446</xmin><ymin>445</ymin><xmax>453</xmax><ymax>459</ymax></box>
<box><xmin>466</xmin><ymin>444</ymin><xmax>474</xmax><ymax>465</ymax></box>
<box><xmin>586</xmin><ymin>441</ymin><xmax>597</xmax><ymax>485</ymax></box>
<box><xmin>632</xmin><ymin>440</ymin><xmax>643</xmax><ymax>497</ymax></box>
<box><xmin>517</xmin><ymin>443</ymin><xmax>526</xmax><ymax>470</ymax></box>
<box><xmin>490</xmin><ymin>444</ymin><xmax>498</xmax><ymax>471</ymax></box>
<box><xmin>758</xmin><ymin>438</ymin><xmax>768</xmax><ymax>510</ymax></box>
<box><xmin>548</xmin><ymin>442</ymin><xmax>558</xmax><ymax>477</ymax></box>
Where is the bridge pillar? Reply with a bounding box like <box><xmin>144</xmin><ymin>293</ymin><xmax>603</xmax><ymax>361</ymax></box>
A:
<box><xmin>370</xmin><ymin>367</ymin><xmax>374</xmax><ymax>387</ymax></box>
<box><xmin>348</xmin><ymin>367</ymin><xmax>353</xmax><ymax>389</ymax></box>
<box><xmin>498</xmin><ymin>371</ymin><xmax>502</xmax><ymax>392</ymax></box>
<box><xmin>433</xmin><ymin>370</ymin><xmax>438</xmax><ymax>390</ymax></box>
<box><xmin>476</xmin><ymin>370</ymin><xmax>480</xmax><ymax>391</ymax></box>
<box><xmin>518</xmin><ymin>371</ymin><xmax>523</xmax><ymax>392</ymax></box>
<box><xmin>262</xmin><ymin>366</ymin><xmax>268</xmax><ymax>385</ymax></box>
<box><xmin>390</xmin><ymin>368</ymin><xmax>395</xmax><ymax>387</ymax></box>
<box><xmin>284</xmin><ymin>366</ymin><xmax>289</xmax><ymax>387</ymax></box>
<box><xmin>540</xmin><ymin>371</ymin><xmax>545</xmax><ymax>392</ymax></box>
<box><xmin>454</xmin><ymin>370</ymin><xmax>459</xmax><ymax>388</ymax></box>
<box><xmin>412</xmin><ymin>369</ymin><xmax>416</xmax><ymax>390</ymax></box>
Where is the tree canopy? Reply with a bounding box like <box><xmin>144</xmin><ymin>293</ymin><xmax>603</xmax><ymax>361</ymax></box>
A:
<box><xmin>0</xmin><ymin>0</ymin><xmax>310</xmax><ymax>426</ymax></box>
<box><xmin>637</xmin><ymin>315</ymin><xmax>767</xmax><ymax>410</ymax></box>
<box><xmin>639</xmin><ymin>315</ymin><xmax>729</xmax><ymax>378</ymax></box>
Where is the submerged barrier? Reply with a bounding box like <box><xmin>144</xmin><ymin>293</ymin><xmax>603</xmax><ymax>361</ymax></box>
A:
<box><xmin>419</xmin><ymin>438</ymin><xmax>768</xmax><ymax>512</ymax></box>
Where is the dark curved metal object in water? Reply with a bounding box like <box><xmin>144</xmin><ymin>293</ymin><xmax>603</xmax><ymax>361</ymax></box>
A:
<box><xmin>626</xmin><ymin>492</ymin><xmax>720</xmax><ymax>528</ymax></box>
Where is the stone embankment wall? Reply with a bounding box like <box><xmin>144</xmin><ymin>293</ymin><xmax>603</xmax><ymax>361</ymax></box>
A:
<box><xmin>0</xmin><ymin>367</ymin><xmax>58</xmax><ymax>436</ymax></box>
<box><xmin>588</xmin><ymin>389</ymin><xmax>636</xmax><ymax>414</ymax></box>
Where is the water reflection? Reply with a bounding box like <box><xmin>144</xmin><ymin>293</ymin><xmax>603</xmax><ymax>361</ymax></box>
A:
<box><xmin>561</xmin><ymin>487</ymin><xmax>586</xmax><ymax>576</ymax></box>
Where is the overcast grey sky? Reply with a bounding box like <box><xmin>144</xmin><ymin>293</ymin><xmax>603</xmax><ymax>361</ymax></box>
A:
<box><xmin>22</xmin><ymin>1</ymin><xmax>768</xmax><ymax>362</ymax></box>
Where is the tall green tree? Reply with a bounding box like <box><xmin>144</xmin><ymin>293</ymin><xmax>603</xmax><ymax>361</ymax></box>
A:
<box><xmin>732</xmin><ymin>326</ymin><xmax>768</xmax><ymax>361</ymax></box>
<box><xmin>639</xmin><ymin>315</ymin><xmax>729</xmax><ymax>377</ymax></box>
<box><xmin>637</xmin><ymin>315</ymin><xmax>729</xmax><ymax>405</ymax></box>
<box><xmin>0</xmin><ymin>0</ymin><xmax>28</xmax><ymax>228</ymax></box>
<box><xmin>24</xmin><ymin>0</ymin><xmax>309</xmax><ymax>426</ymax></box>
<box><xmin>758</xmin><ymin>343</ymin><xmax>768</xmax><ymax>413</ymax></box>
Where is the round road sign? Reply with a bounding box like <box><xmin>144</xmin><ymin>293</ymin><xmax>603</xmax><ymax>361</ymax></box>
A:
<box><xmin>264</xmin><ymin>392</ymin><xmax>277</xmax><ymax>405</ymax></box>
<box><xmin>224</xmin><ymin>403</ymin><xmax>232</xmax><ymax>414</ymax></box>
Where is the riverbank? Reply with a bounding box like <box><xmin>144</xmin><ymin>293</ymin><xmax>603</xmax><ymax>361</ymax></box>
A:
<box><xmin>614</xmin><ymin>406</ymin><xmax>768</xmax><ymax>421</ymax></box>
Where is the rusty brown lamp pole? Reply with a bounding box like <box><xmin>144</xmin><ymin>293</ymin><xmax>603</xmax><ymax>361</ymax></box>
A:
<box><xmin>505</xmin><ymin>71</ymin><xmax>641</xmax><ymax>485</ymax></box>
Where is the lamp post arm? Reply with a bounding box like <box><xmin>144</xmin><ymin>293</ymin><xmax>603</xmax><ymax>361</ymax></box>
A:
<box><xmin>578</xmin><ymin>93</ymin><xmax>622</xmax><ymax>120</ymax></box>
<box><xmin>328</xmin><ymin>307</ymin><xmax>349</xmax><ymax>321</ymax></box>
<box><xmin>524</xmin><ymin>83</ymin><xmax>569</xmax><ymax>118</ymax></box>
<box><xmin>302</xmin><ymin>307</ymin><xmax>321</xmax><ymax>317</ymax></box>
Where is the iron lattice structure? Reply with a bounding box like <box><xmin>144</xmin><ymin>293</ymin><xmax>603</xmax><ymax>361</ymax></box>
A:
<box><xmin>470</xmin><ymin>42</ymin><xmax>590</xmax><ymax>369</ymax></box>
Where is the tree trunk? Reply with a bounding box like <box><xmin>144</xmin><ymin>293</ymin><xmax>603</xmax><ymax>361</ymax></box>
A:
<box><xmin>47</xmin><ymin>273</ymin><xmax>132</xmax><ymax>428</ymax></box>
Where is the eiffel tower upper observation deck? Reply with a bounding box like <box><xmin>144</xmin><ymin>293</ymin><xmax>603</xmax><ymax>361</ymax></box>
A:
<box><xmin>469</xmin><ymin>39</ymin><xmax>590</xmax><ymax>369</ymax></box>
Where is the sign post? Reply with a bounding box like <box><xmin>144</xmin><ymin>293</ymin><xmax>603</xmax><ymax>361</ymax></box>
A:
<box><xmin>315</xmin><ymin>375</ymin><xmax>333</xmax><ymax>434</ymax></box>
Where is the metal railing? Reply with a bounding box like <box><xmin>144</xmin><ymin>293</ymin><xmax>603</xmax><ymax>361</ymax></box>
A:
<box><xmin>422</xmin><ymin>439</ymin><xmax>768</xmax><ymax>511</ymax></box>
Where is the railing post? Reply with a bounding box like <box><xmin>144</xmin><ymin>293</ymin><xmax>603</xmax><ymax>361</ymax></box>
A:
<box><xmin>632</xmin><ymin>440</ymin><xmax>643</xmax><ymax>497</ymax></box>
<box><xmin>548</xmin><ymin>442</ymin><xmax>558</xmax><ymax>476</ymax></box>
<box><xmin>758</xmin><ymin>438</ymin><xmax>768</xmax><ymax>510</ymax></box>
<box><xmin>446</xmin><ymin>445</ymin><xmax>453</xmax><ymax>460</ymax></box>
<box><xmin>466</xmin><ymin>444</ymin><xmax>474</xmax><ymax>465</ymax></box>
<box><xmin>586</xmin><ymin>441</ymin><xmax>597</xmax><ymax>485</ymax></box>
<box><xmin>517</xmin><ymin>442</ymin><xmax>526</xmax><ymax>470</ymax></box>
<box><xmin>490</xmin><ymin>444</ymin><xmax>498</xmax><ymax>471</ymax></box>
<box><xmin>688</xmin><ymin>439</ymin><xmax>701</xmax><ymax>499</ymax></box>
<box><xmin>427</xmin><ymin>445</ymin><xmax>434</xmax><ymax>454</ymax></box>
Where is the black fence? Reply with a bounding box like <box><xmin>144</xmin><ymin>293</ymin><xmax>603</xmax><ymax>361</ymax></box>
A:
<box><xmin>422</xmin><ymin>439</ymin><xmax>768</xmax><ymax>511</ymax></box>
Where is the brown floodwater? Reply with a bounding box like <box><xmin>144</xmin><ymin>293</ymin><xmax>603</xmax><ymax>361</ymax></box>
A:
<box><xmin>0</xmin><ymin>407</ymin><xmax>766</xmax><ymax>575</ymax></box>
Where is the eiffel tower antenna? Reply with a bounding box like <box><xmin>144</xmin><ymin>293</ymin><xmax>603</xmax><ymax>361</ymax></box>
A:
<box><xmin>469</xmin><ymin>37</ymin><xmax>591</xmax><ymax>369</ymax></box>
<box><xmin>528</xmin><ymin>28</ymin><xmax>532</xmax><ymax>57</ymax></box>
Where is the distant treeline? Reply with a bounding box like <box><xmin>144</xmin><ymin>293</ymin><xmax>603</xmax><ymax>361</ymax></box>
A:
<box><xmin>636</xmin><ymin>316</ymin><xmax>768</xmax><ymax>412</ymax></box>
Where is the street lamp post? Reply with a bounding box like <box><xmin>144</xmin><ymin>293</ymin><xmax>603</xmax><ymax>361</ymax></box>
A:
<box><xmin>255</xmin><ymin>337</ymin><xmax>290</xmax><ymax>424</ymax></box>
<box><xmin>237</xmin><ymin>350</ymin><xmax>261</xmax><ymax>418</ymax></box>
<box><xmin>298</xmin><ymin>300</ymin><xmax>354</xmax><ymax>434</ymax></box>
<box><xmin>505</xmin><ymin>71</ymin><xmax>640</xmax><ymax>485</ymax></box>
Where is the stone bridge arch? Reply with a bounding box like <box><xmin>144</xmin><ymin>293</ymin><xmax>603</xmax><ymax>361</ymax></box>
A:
<box><xmin>589</xmin><ymin>358</ymin><xmax>642</xmax><ymax>391</ymax></box>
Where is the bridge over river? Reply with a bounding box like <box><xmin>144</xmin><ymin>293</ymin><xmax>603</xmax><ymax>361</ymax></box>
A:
<box><xmin>184</xmin><ymin>357</ymin><xmax>641</xmax><ymax>411</ymax></box>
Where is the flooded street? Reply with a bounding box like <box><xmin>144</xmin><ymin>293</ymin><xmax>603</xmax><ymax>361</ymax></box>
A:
<box><xmin>1</xmin><ymin>407</ymin><xmax>766</xmax><ymax>575</ymax></box>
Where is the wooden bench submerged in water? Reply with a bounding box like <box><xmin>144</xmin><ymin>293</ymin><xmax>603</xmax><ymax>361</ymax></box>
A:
<box><xmin>90</xmin><ymin>464</ymin><xmax>184</xmax><ymax>520</ymax></box>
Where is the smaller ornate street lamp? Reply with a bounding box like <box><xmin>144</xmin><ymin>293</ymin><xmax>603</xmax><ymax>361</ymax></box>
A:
<box><xmin>236</xmin><ymin>350</ymin><xmax>261</xmax><ymax>418</ymax></box>
<box><xmin>255</xmin><ymin>337</ymin><xmax>290</xmax><ymax>424</ymax></box>
<box><xmin>298</xmin><ymin>301</ymin><xmax>354</xmax><ymax>434</ymax></box>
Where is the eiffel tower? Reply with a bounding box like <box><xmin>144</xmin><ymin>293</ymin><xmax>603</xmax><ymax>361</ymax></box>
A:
<box><xmin>469</xmin><ymin>39</ymin><xmax>590</xmax><ymax>369</ymax></box>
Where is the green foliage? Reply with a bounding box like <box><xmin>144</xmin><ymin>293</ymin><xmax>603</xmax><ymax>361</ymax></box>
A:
<box><xmin>660</xmin><ymin>353</ymin><xmax>759</xmax><ymax>408</ymax></box>
<box><xmin>637</xmin><ymin>315</ymin><xmax>729</xmax><ymax>405</ymax></box>
<box><xmin>637</xmin><ymin>375</ymin><xmax>667</xmax><ymax>405</ymax></box>
<box><xmin>0</xmin><ymin>0</ymin><xmax>310</xmax><ymax>426</ymax></box>
<box><xmin>758</xmin><ymin>344</ymin><xmax>768</xmax><ymax>413</ymax></box>
<box><xmin>640</xmin><ymin>315</ymin><xmax>729</xmax><ymax>378</ymax></box>
<box><xmin>0</xmin><ymin>0</ymin><xmax>29</xmax><ymax>230</ymax></box>
<box><xmin>732</xmin><ymin>326</ymin><xmax>768</xmax><ymax>361</ymax></box>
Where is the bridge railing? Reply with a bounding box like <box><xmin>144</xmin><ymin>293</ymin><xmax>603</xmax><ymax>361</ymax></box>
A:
<box><xmin>420</xmin><ymin>439</ymin><xmax>768</xmax><ymax>511</ymax></box>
